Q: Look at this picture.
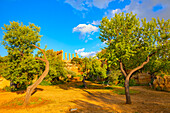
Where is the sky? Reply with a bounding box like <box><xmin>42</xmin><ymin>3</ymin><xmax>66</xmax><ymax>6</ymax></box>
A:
<box><xmin>0</xmin><ymin>0</ymin><xmax>169</xmax><ymax>59</ymax></box>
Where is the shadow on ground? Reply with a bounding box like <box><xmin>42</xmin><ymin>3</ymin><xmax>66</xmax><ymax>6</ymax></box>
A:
<box><xmin>68</xmin><ymin>86</ymin><xmax>170</xmax><ymax>113</ymax></box>
<box><xmin>58</xmin><ymin>81</ymin><xmax>114</xmax><ymax>90</ymax></box>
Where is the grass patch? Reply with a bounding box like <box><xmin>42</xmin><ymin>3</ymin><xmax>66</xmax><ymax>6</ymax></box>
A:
<box><xmin>39</xmin><ymin>80</ymin><xmax>52</xmax><ymax>86</ymax></box>
<box><xmin>113</xmin><ymin>88</ymin><xmax>140</xmax><ymax>95</ymax></box>
<box><xmin>76</xmin><ymin>84</ymin><xmax>114</xmax><ymax>90</ymax></box>
<box><xmin>0</xmin><ymin>96</ymin><xmax>47</xmax><ymax>108</ymax></box>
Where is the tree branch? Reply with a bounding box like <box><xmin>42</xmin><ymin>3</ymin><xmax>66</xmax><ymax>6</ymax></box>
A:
<box><xmin>128</xmin><ymin>56</ymin><xmax>150</xmax><ymax>77</ymax></box>
<box><xmin>35</xmin><ymin>57</ymin><xmax>46</xmax><ymax>62</ymax></box>
<box><xmin>120</xmin><ymin>61</ymin><xmax>127</xmax><ymax>77</ymax></box>
<box><xmin>32</xmin><ymin>44</ymin><xmax>47</xmax><ymax>60</ymax></box>
<box><xmin>24</xmin><ymin>44</ymin><xmax>49</xmax><ymax>106</ymax></box>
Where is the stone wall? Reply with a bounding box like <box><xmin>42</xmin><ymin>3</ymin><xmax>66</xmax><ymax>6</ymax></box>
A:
<box><xmin>131</xmin><ymin>73</ymin><xmax>152</xmax><ymax>85</ymax></box>
<box><xmin>0</xmin><ymin>76</ymin><xmax>10</xmax><ymax>89</ymax></box>
<box><xmin>153</xmin><ymin>75</ymin><xmax>170</xmax><ymax>91</ymax></box>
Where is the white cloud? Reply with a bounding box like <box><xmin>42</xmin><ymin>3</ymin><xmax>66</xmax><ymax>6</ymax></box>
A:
<box><xmin>85</xmin><ymin>40</ymin><xmax>88</xmax><ymax>43</ymax></box>
<box><xmin>105</xmin><ymin>8</ymin><xmax>121</xmax><ymax>18</ymax></box>
<box><xmin>65</xmin><ymin>0</ymin><xmax>88</xmax><ymax>11</ymax></box>
<box><xmin>101</xmin><ymin>40</ymin><xmax>108</xmax><ymax>45</ymax></box>
<box><xmin>92</xmin><ymin>20</ymin><xmax>101</xmax><ymax>25</ymax></box>
<box><xmin>73</xmin><ymin>24</ymin><xmax>98</xmax><ymax>34</ymax></box>
<box><xmin>105</xmin><ymin>0</ymin><xmax>170</xmax><ymax>20</ymax></box>
<box><xmin>122</xmin><ymin>0</ymin><xmax>170</xmax><ymax>21</ymax></box>
<box><xmin>75</xmin><ymin>48</ymin><xmax>98</xmax><ymax>57</ymax></box>
<box><xmin>88</xmin><ymin>38</ymin><xmax>93</xmax><ymax>40</ymax></box>
<box><xmin>112</xmin><ymin>9</ymin><xmax>121</xmax><ymax>14</ymax></box>
<box><xmin>92</xmin><ymin>0</ymin><xmax>115</xmax><ymax>9</ymax></box>
<box><xmin>64</xmin><ymin>0</ymin><xmax>117</xmax><ymax>11</ymax></box>
<box><xmin>75</xmin><ymin>48</ymin><xmax>85</xmax><ymax>54</ymax></box>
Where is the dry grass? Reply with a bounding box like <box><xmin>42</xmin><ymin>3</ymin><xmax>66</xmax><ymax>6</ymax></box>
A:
<box><xmin>0</xmin><ymin>81</ymin><xmax>170</xmax><ymax>113</ymax></box>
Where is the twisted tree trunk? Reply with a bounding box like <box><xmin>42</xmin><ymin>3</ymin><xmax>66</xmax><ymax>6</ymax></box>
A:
<box><xmin>119</xmin><ymin>56</ymin><xmax>150</xmax><ymax>104</ymax></box>
<box><xmin>24</xmin><ymin>45</ymin><xmax>49</xmax><ymax>106</ymax></box>
<box><xmin>82</xmin><ymin>76</ymin><xmax>87</xmax><ymax>88</ymax></box>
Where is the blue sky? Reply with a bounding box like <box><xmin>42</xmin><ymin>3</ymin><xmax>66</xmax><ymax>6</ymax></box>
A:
<box><xmin>0</xmin><ymin>0</ymin><xmax>169</xmax><ymax>59</ymax></box>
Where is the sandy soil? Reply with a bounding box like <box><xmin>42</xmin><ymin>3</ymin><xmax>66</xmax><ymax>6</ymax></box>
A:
<box><xmin>0</xmin><ymin>81</ymin><xmax>169</xmax><ymax>113</ymax></box>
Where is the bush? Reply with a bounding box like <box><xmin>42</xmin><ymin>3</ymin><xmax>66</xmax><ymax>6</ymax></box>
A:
<box><xmin>117</xmin><ymin>75</ymin><xmax>137</xmax><ymax>86</ymax></box>
<box><xmin>39</xmin><ymin>80</ymin><xmax>52</xmax><ymax>86</ymax></box>
<box><xmin>2</xmin><ymin>86</ymin><xmax>12</xmax><ymax>92</ymax></box>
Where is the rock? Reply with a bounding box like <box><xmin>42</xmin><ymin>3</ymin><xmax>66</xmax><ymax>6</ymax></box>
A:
<box><xmin>70</xmin><ymin>108</ymin><xmax>78</xmax><ymax>112</ymax></box>
<box><xmin>153</xmin><ymin>75</ymin><xmax>170</xmax><ymax>91</ymax></box>
<box><xmin>0</xmin><ymin>77</ymin><xmax>10</xmax><ymax>89</ymax></box>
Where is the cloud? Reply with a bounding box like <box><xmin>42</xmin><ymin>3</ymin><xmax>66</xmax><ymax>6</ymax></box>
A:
<box><xmin>84</xmin><ymin>37</ymin><xmax>93</xmax><ymax>43</ymax></box>
<box><xmin>88</xmin><ymin>38</ymin><xmax>93</xmax><ymax>40</ymax></box>
<box><xmin>104</xmin><ymin>8</ymin><xmax>121</xmax><ymax>18</ymax></box>
<box><xmin>92</xmin><ymin>20</ymin><xmax>101</xmax><ymax>25</ymax></box>
<box><xmin>75</xmin><ymin>48</ymin><xmax>98</xmax><ymax>57</ymax></box>
<box><xmin>92</xmin><ymin>0</ymin><xmax>115</xmax><ymax>9</ymax></box>
<box><xmin>64</xmin><ymin>0</ymin><xmax>118</xmax><ymax>11</ymax></box>
<box><xmin>75</xmin><ymin>48</ymin><xmax>85</xmax><ymax>54</ymax></box>
<box><xmin>105</xmin><ymin>0</ymin><xmax>170</xmax><ymax>20</ymax></box>
<box><xmin>101</xmin><ymin>40</ymin><xmax>108</xmax><ymax>45</ymax></box>
<box><xmin>65</xmin><ymin>0</ymin><xmax>88</xmax><ymax>11</ymax></box>
<box><xmin>73</xmin><ymin>24</ymin><xmax>98</xmax><ymax>35</ymax></box>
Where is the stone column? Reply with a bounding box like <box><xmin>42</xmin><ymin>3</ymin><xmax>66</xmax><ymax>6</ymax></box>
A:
<box><xmin>61</xmin><ymin>50</ymin><xmax>63</xmax><ymax>60</ymax></box>
<box><xmin>65</xmin><ymin>53</ymin><xmax>67</xmax><ymax>60</ymax></box>
<box><xmin>69</xmin><ymin>53</ymin><xmax>71</xmax><ymax>61</ymax></box>
<box><xmin>76</xmin><ymin>53</ymin><xmax>78</xmax><ymax>58</ymax></box>
<box><xmin>72</xmin><ymin>54</ymin><xmax>74</xmax><ymax>59</ymax></box>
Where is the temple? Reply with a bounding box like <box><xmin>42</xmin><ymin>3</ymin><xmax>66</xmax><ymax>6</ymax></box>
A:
<box><xmin>56</xmin><ymin>50</ymin><xmax>78</xmax><ymax>61</ymax></box>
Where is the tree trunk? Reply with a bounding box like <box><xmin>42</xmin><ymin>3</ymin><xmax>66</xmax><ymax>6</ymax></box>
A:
<box><xmin>97</xmin><ymin>75</ymin><xmax>99</xmax><ymax>81</ymax></box>
<box><xmin>125</xmin><ymin>77</ymin><xmax>131</xmax><ymax>104</ymax></box>
<box><xmin>82</xmin><ymin>76</ymin><xmax>87</xmax><ymax>88</ymax></box>
<box><xmin>119</xmin><ymin>56</ymin><xmax>150</xmax><ymax>104</ymax></box>
<box><xmin>23</xmin><ymin>45</ymin><xmax>49</xmax><ymax>106</ymax></box>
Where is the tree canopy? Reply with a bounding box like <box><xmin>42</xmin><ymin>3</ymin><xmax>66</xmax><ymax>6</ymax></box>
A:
<box><xmin>98</xmin><ymin>12</ymin><xmax>170</xmax><ymax>104</ymax></box>
<box><xmin>1</xmin><ymin>21</ymin><xmax>42</xmax><ymax>88</ymax></box>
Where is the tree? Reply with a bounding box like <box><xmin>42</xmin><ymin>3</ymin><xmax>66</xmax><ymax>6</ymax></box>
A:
<box><xmin>89</xmin><ymin>57</ymin><xmax>107</xmax><ymax>81</ymax></box>
<box><xmin>0</xmin><ymin>56</ymin><xmax>8</xmax><ymax>75</ymax></box>
<box><xmin>144</xmin><ymin>44</ymin><xmax>170</xmax><ymax>83</ymax></box>
<box><xmin>1</xmin><ymin>21</ymin><xmax>42</xmax><ymax>90</ymax></box>
<box><xmin>81</xmin><ymin>57</ymin><xmax>92</xmax><ymax>88</ymax></box>
<box><xmin>24</xmin><ymin>45</ymin><xmax>49</xmax><ymax>106</ymax></box>
<box><xmin>99</xmin><ymin>12</ymin><xmax>169</xmax><ymax>104</ymax></box>
<box><xmin>38</xmin><ymin>49</ymin><xmax>67</xmax><ymax>84</ymax></box>
<box><xmin>1</xmin><ymin>21</ymin><xmax>49</xmax><ymax>105</ymax></box>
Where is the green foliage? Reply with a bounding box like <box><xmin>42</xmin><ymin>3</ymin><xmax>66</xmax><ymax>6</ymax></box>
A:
<box><xmin>2</xmin><ymin>86</ymin><xmax>12</xmax><ymax>92</ymax></box>
<box><xmin>144</xmin><ymin>44</ymin><xmax>170</xmax><ymax>76</ymax></box>
<box><xmin>1</xmin><ymin>21</ymin><xmax>42</xmax><ymax>88</ymax></box>
<box><xmin>37</xmin><ymin>49</ymin><xmax>67</xmax><ymax>84</ymax></box>
<box><xmin>89</xmin><ymin>57</ymin><xmax>107</xmax><ymax>80</ymax></box>
<box><xmin>39</xmin><ymin>80</ymin><xmax>52</xmax><ymax>86</ymax></box>
<box><xmin>66</xmin><ymin>69</ymin><xmax>76</xmax><ymax>77</ymax></box>
<box><xmin>80</xmin><ymin>57</ymin><xmax>107</xmax><ymax>81</ymax></box>
<box><xmin>113</xmin><ymin>89</ymin><xmax>139</xmax><ymax>95</ymax></box>
<box><xmin>116</xmin><ymin>75</ymin><xmax>137</xmax><ymax>87</ymax></box>
<box><xmin>107</xmin><ymin>70</ymin><xmax>122</xmax><ymax>84</ymax></box>
<box><xmin>99</xmin><ymin>12</ymin><xmax>169</xmax><ymax>75</ymax></box>
<box><xmin>71</xmin><ymin>57</ymin><xmax>82</xmax><ymax>65</ymax></box>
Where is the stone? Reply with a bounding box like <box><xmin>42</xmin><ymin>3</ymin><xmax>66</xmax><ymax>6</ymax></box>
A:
<box><xmin>0</xmin><ymin>76</ymin><xmax>10</xmax><ymax>89</ymax></box>
<box><xmin>70</xmin><ymin>108</ymin><xmax>78</xmax><ymax>112</ymax></box>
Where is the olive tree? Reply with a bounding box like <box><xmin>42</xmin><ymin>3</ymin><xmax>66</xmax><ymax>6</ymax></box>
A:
<box><xmin>99</xmin><ymin>12</ymin><xmax>169</xmax><ymax>104</ymax></box>
<box><xmin>1</xmin><ymin>21</ymin><xmax>49</xmax><ymax>105</ymax></box>
<box><xmin>1</xmin><ymin>21</ymin><xmax>42</xmax><ymax>89</ymax></box>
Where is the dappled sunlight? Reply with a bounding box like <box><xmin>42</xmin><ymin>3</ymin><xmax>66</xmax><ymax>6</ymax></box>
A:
<box><xmin>0</xmin><ymin>82</ymin><xmax>170</xmax><ymax>112</ymax></box>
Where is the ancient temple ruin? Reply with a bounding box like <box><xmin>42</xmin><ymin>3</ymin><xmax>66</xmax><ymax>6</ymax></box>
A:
<box><xmin>56</xmin><ymin>50</ymin><xmax>79</xmax><ymax>61</ymax></box>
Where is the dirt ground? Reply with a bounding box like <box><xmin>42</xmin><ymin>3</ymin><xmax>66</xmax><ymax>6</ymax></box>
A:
<box><xmin>0</xmin><ymin>81</ymin><xmax>169</xmax><ymax>113</ymax></box>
